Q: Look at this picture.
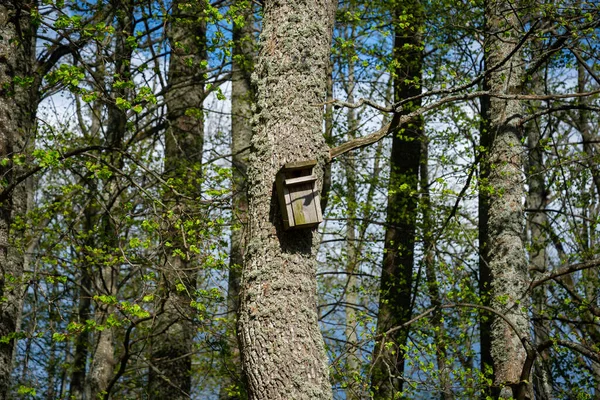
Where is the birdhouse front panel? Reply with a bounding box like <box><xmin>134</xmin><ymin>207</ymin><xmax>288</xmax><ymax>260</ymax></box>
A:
<box><xmin>276</xmin><ymin>160</ymin><xmax>324</xmax><ymax>230</ymax></box>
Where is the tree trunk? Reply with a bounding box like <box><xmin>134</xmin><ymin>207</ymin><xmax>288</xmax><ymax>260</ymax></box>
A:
<box><xmin>526</xmin><ymin>114</ymin><xmax>553</xmax><ymax>400</ymax></box>
<box><xmin>221</xmin><ymin>1</ymin><xmax>254</xmax><ymax>398</ymax></box>
<box><xmin>577</xmin><ymin>57</ymin><xmax>600</xmax><ymax>400</ymax></box>
<box><xmin>237</xmin><ymin>1</ymin><xmax>337</xmax><ymax>398</ymax></box>
<box><xmin>525</xmin><ymin>48</ymin><xmax>552</xmax><ymax>400</ymax></box>
<box><xmin>69</xmin><ymin>70</ymin><xmax>105</xmax><ymax>400</ymax></box>
<box><xmin>421</xmin><ymin>138</ymin><xmax>454</xmax><ymax>400</ymax></box>
<box><xmin>148</xmin><ymin>1</ymin><xmax>206</xmax><ymax>398</ymax></box>
<box><xmin>68</xmin><ymin>202</ymin><xmax>95</xmax><ymax>399</ymax></box>
<box><xmin>478</xmin><ymin>49</ymin><xmax>495</xmax><ymax>400</ymax></box>
<box><xmin>482</xmin><ymin>0</ymin><xmax>531</xmax><ymax>397</ymax></box>
<box><xmin>87</xmin><ymin>2</ymin><xmax>134</xmax><ymax>398</ymax></box>
<box><xmin>343</xmin><ymin>42</ymin><xmax>363</xmax><ymax>400</ymax></box>
<box><xmin>0</xmin><ymin>2</ymin><xmax>36</xmax><ymax>398</ymax></box>
<box><xmin>371</xmin><ymin>0</ymin><xmax>423</xmax><ymax>397</ymax></box>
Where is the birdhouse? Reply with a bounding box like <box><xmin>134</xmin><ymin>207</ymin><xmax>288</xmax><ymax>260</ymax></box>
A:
<box><xmin>275</xmin><ymin>160</ymin><xmax>323</xmax><ymax>230</ymax></box>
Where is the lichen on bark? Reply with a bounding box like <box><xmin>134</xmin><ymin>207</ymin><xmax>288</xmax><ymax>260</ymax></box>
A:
<box><xmin>237</xmin><ymin>1</ymin><xmax>337</xmax><ymax>399</ymax></box>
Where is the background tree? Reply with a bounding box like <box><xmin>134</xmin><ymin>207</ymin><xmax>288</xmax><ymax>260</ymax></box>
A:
<box><xmin>148</xmin><ymin>0</ymin><xmax>206</xmax><ymax>396</ymax></box>
<box><xmin>371</xmin><ymin>0</ymin><xmax>424</xmax><ymax>397</ymax></box>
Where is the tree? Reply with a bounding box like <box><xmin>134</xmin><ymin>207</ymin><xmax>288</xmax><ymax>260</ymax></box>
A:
<box><xmin>371</xmin><ymin>0</ymin><xmax>424</xmax><ymax>397</ymax></box>
<box><xmin>3</xmin><ymin>0</ymin><xmax>600</xmax><ymax>398</ymax></box>
<box><xmin>148</xmin><ymin>0</ymin><xmax>206</xmax><ymax>397</ymax></box>
<box><xmin>220</xmin><ymin>1</ymin><xmax>255</xmax><ymax>398</ymax></box>
<box><xmin>480</xmin><ymin>0</ymin><xmax>530</xmax><ymax>397</ymax></box>
<box><xmin>0</xmin><ymin>2</ymin><xmax>36</xmax><ymax>398</ymax></box>
<box><xmin>236</xmin><ymin>1</ymin><xmax>337</xmax><ymax>398</ymax></box>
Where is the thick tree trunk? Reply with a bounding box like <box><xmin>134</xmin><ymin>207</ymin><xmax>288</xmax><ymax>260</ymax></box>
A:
<box><xmin>221</xmin><ymin>1</ymin><xmax>254</xmax><ymax>398</ymax></box>
<box><xmin>148</xmin><ymin>1</ymin><xmax>206</xmax><ymax>398</ymax></box>
<box><xmin>0</xmin><ymin>2</ymin><xmax>36</xmax><ymax>398</ymax></box>
<box><xmin>237</xmin><ymin>1</ymin><xmax>337</xmax><ymax>399</ymax></box>
<box><xmin>482</xmin><ymin>0</ymin><xmax>531</xmax><ymax>397</ymax></box>
<box><xmin>371</xmin><ymin>1</ymin><xmax>423</xmax><ymax>397</ymax></box>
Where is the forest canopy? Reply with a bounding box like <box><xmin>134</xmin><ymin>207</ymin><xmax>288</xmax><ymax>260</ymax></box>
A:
<box><xmin>0</xmin><ymin>0</ymin><xmax>599</xmax><ymax>399</ymax></box>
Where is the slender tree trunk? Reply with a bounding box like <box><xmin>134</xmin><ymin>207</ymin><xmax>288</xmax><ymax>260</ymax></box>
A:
<box><xmin>68</xmin><ymin>203</ymin><xmax>95</xmax><ymax>399</ymax></box>
<box><xmin>343</xmin><ymin>45</ymin><xmax>363</xmax><ymax>400</ymax></box>
<box><xmin>221</xmin><ymin>1</ymin><xmax>254</xmax><ymax>398</ymax></box>
<box><xmin>69</xmin><ymin>75</ymin><xmax>105</xmax><ymax>400</ymax></box>
<box><xmin>0</xmin><ymin>2</ymin><xmax>36</xmax><ymax>398</ymax></box>
<box><xmin>87</xmin><ymin>3</ymin><xmax>134</xmax><ymax>398</ymax></box>
<box><xmin>237</xmin><ymin>1</ymin><xmax>337</xmax><ymax>398</ymax></box>
<box><xmin>421</xmin><ymin>138</ymin><xmax>454</xmax><ymax>400</ymax></box>
<box><xmin>371</xmin><ymin>1</ymin><xmax>423</xmax><ymax>397</ymax></box>
<box><xmin>148</xmin><ymin>1</ymin><xmax>206</xmax><ymax>398</ymax></box>
<box><xmin>482</xmin><ymin>0</ymin><xmax>531</xmax><ymax>397</ymax></box>
<box><xmin>478</xmin><ymin>51</ymin><xmax>495</xmax><ymax>400</ymax></box>
<box><xmin>525</xmin><ymin>56</ymin><xmax>552</xmax><ymax>400</ymax></box>
<box><xmin>577</xmin><ymin>59</ymin><xmax>600</xmax><ymax>400</ymax></box>
<box><xmin>321</xmin><ymin>60</ymin><xmax>334</xmax><ymax>214</ymax></box>
<box><xmin>526</xmin><ymin>121</ymin><xmax>553</xmax><ymax>400</ymax></box>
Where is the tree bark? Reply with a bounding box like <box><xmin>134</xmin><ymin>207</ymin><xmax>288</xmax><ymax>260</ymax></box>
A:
<box><xmin>148</xmin><ymin>1</ymin><xmax>206</xmax><ymax>398</ymax></box>
<box><xmin>237</xmin><ymin>1</ymin><xmax>337</xmax><ymax>398</ymax></box>
<box><xmin>221</xmin><ymin>1</ymin><xmax>254</xmax><ymax>398</ymax></box>
<box><xmin>482</xmin><ymin>0</ymin><xmax>531</xmax><ymax>397</ymax></box>
<box><xmin>371</xmin><ymin>0</ymin><xmax>423</xmax><ymax>397</ymax></box>
<box><xmin>0</xmin><ymin>2</ymin><xmax>36</xmax><ymax>398</ymax></box>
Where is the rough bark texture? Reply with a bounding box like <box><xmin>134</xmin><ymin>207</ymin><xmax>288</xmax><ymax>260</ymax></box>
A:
<box><xmin>148</xmin><ymin>1</ymin><xmax>206</xmax><ymax>398</ymax></box>
<box><xmin>237</xmin><ymin>1</ymin><xmax>337</xmax><ymax>399</ymax></box>
<box><xmin>221</xmin><ymin>1</ymin><xmax>254</xmax><ymax>398</ymax></box>
<box><xmin>482</xmin><ymin>0</ymin><xmax>531</xmax><ymax>397</ymax></box>
<box><xmin>371</xmin><ymin>1</ymin><xmax>423</xmax><ymax>397</ymax></box>
<box><xmin>0</xmin><ymin>2</ymin><xmax>36</xmax><ymax>398</ymax></box>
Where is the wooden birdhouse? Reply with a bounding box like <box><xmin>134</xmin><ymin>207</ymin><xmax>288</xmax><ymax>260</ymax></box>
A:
<box><xmin>275</xmin><ymin>160</ymin><xmax>323</xmax><ymax>230</ymax></box>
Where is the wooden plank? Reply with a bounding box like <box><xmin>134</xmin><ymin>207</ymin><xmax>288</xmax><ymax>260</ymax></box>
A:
<box><xmin>289</xmin><ymin>183</ymin><xmax>310</xmax><ymax>226</ymax></box>
<box><xmin>282</xmin><ymin>159</ymin><xmax>317</xmax><ymax>171</ymax></box>
<box><xmin>284</xmin><ymin>187</ymin><xmax>295</xmax><ymax>228</ymax></box>
<box><xmin>284</xmin><ymin>175</ymin><xmax>317</xmax><ymax>186</ymax></box>
<box><xmin>311</xmin><ymin>189</ymin><xmax>323</xmax><ymax>224</ymax></box>
<box><xmin>276</xmin><ymin>171</ymin><xmax>292</xmax><ymax>229</ymax></box>
<box><xmin>287</xmin><ymin>182</ymin><xmax>322</xmax><ymax>227</ymax></box>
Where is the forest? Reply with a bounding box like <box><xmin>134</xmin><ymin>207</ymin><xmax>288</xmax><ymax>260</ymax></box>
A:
<box><xmin>0</xmin><ymin>0</ymin><xmax>599</xmax><ymax>399</ymax></box>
